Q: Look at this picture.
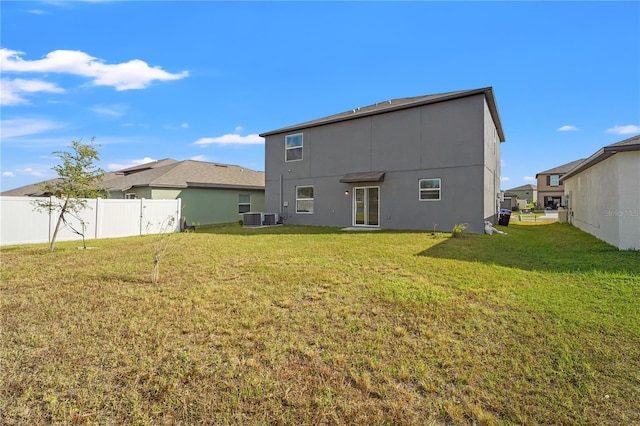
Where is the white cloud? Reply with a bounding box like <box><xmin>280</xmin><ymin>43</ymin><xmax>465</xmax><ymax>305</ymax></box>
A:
<box><xmin>0</xmin><ymin>118</ymin><xmax>67</xmax><ymax>138</ymax></box>
<box><xmin>90</xmin><ymin>104</ymin><xmax>127</xmax><ymax>117</ymax></box>
<box><xmin>523</xmin><ymin>176</ymin><xmax>536</xmax><ymax>182</ymax></box>
<box><xmin>500</xmin><ymin>176</ymin><xmax>510</xmax><ymax>182</ymax></box>
<box><xmin>1</xmin><ymin>78</ymin><xmax>65</xmax><ymax>106</ymax></box>
<box><xmin>0</xmin><ymin>48</ymin><xmax>189</xmax><ymax>91</ymax></box>
<box><xmin>190</xmin><ymin>155</ymin><xmax>208</xmax><ymax>161</ymax></box>
<box><xmin>558</xmin><ymin>125</ymin><xmax>578</xmax><ymax>132</ymax></box>
<box><xmin>181</xmin><ymin>123</ymin><xmax>189</xmax><ymax>129</ymax></box>
<box><xmin>606</xmin><ymin>124</ymin><xmax>640</xmax><ymax>135</ymax></box>
<box><xmin>194</xmin><ymin>133</ymin><xmax>264</xmax><ymax>146</ymax></box>
<box><xmin>20</xmin><ymin>167</ymin><xmax>47</xmax><ymax>177</ymax></box>
<box><xmin>235</xmin><ymin>126</ymin><xmax>243</xmax><ymax>132</ymax></box>
<box><xmin>107</xmin><ymin>157</ymin><xmax>157</xmax><ymax>171</ymax></box>
<box><xmin>501</xmin><ymin>159</ymin><xmax>506</xmax><ymax>167</ymax></box>
<box><xmin>2</xmin><ymin>171</ymin><xmax>15</xmax><ymax>177</ymax></box>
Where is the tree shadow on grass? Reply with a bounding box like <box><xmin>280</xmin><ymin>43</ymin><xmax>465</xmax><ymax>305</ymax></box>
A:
<box><xmin>417</xmin><ymin>223</ymin><xmax>640</xmax><ymax>275</ymax></box>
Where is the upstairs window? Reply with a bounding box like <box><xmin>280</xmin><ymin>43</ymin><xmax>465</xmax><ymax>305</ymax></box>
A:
<box><xmin>419</xmin><ymin>178</ymin><xmax>441</xmax><ymax>201</ymax></box>
<box><xmin>296</xmin><ymin>185</ymin><xmax>314</xmax><ymax>213</ymax></box>
<box><xmin>285</xmin><ymin>133</ymin><xmax>303</xmax><ymax>162</ymax></box>
<box><xmin>238</xmin><ymin>194</ymin><xmax>251</xmax><ymax>214</ymax></box>
<box><xmin>547</xmin><ymin>175</ymin><xmax>560</xmax><ymax>186</ymax></box>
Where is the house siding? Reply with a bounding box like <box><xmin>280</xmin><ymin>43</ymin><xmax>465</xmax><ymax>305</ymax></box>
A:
<box><xmin>265</xmin><ymin>93</ymin><xmax>502</xmax><ymax>233</ymax></box>
<box><xmin>564</xmin><ymin>151</ymin><xmax>640</xmax><ymax>250</ymax></box>
<box><xmin>109</xmin><ymin>187</ymin><xmax>265</xmax><ymax>226</ymax></box>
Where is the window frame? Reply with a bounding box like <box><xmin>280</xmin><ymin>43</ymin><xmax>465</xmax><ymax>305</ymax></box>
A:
<box><xmin>285</xmin><ymin>133</ymin><xmax>303</xmax><ymax>162</ymax></box>
<box><xmin>238</xmin><ymin>194</ymin><xmax>251</xmax><ymax>214</ymax></box>
<box><xmin>549</xmin><ymin>174</ymin><xmax>560</xmax><ymax>187</ymax></box>
<box><xmin>124</xmin><ymin>193</ymin><xmax>137</xmax><ymax>199</ymax></box>
<box><xmin>418</xmin><ymin>178</ymin><xmax>441</xmax><ymax>201</ymax></box>
<box><xmin>295</xmin><ymin>185</ymin><xmax>314</xmax><ymax>214</ymax></box>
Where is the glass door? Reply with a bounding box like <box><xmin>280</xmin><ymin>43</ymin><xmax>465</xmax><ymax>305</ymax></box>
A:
<box><xmin>353</xmin><ymin>187</ymin><xmax>379</xmax><ymax>227</ymax></box>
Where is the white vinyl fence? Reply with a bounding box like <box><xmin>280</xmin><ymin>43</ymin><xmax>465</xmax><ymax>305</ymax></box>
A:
<box><xmin>0</xmin><ymin>197</ymin><xmax>181</xmax><ymax>246</ymax></box>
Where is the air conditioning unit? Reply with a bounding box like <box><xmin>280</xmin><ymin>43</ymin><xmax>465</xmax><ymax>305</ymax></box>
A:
<box><xmin>263</xmin><ymin>213</ymin><xmax>279</xmax><ymax>226</ymax></box>
<box><xmin>243</xmin><ymin>212</ymin><xmax>263</xmax><ymax>227</ymax></box>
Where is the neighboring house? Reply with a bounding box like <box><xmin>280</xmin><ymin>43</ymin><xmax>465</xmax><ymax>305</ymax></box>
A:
<box><xmin>504</xmin><ymin>184</ymin><xmax>537</xmax><ymax>204</ymax></box>
<box><xmin>561</xmin><ymin>135</ymin><xmax>640</xmax><ymax>250</ymax></box>
<box><xmin>259</xmin><ymin>87</ymin><xmax>506</xmax><ymax>234</ymax></box>
<box><xmin>2</xmin><ymin>159</ymin><xmax>265</xmax><ymax>226</ymax></box>
<box><xmin>535</xmin><ymin>159</ymin><xmax>584</xmax><ymax>209</ymax></box>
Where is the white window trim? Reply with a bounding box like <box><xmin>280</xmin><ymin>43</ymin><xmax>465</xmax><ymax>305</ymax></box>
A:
<box><xmin>285</xmin><ymin>133</ymin><xmax>303</xmax><ymax>162</ymax></box>
<box><xmin>124</xmin><ymin>193</ymin><xmax>137</xmax><ymax>199</ymax></box>
<box><xmin>238</xmin><ymin>194</ymin><xmax>251</xmax><ymax>214</ymax></box>
<box><xmin>418</xmin><ymin>178</ymin><xmax>441</xmax><ymax>201</ymax></box>
<box><xmin>296</xmin><ymin>185</ymin><xmax>314</xmax><ymax>214</ymax></box>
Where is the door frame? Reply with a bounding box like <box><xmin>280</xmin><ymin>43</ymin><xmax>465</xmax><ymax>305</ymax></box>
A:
<box><xmin>352</xmin><ymin>186</ymin><xmax>380</xmax><ymax>227</ymax></box>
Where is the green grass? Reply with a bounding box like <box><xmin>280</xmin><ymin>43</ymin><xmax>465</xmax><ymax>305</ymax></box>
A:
<box><xmin>1</xmin><ymin>222</ymin><xmax>638</xmax><ymax>425</ymax></box>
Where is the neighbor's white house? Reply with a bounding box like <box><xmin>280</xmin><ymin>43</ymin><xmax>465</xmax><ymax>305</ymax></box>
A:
<box><xmin>561</xmin><ymin>135</ymin><xmax>640</xmax><ymax>250</ymax></box>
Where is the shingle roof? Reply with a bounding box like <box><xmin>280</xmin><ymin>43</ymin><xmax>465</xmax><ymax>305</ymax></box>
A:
<box><xmin>536</xmin><ymin>159</ymin><xmax>586</xmax><ymax>177</ymax></box>
<box><xmin>561</xmin><ymin>135</ymin><xmax>640</xmax><ymax>181</ymax></box>
<box><xmin>505</xmin><ymin>184</ymin><xmax>537</xmax><ymax>191</ymax></box>
<box><xmin>260</xmin><ymin>87</ymin><xmax>506</xmax><ymax>142</ymax></box>
<box><xmin>1</xmin><ymin>160</ymin><xmax>265</xmax><ymax>196</ymax></box>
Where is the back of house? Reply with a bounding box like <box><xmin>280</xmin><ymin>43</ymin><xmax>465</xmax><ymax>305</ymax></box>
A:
<box><xmin>260</xmin><ymin>87</ymin><xmax>506</xmax><ymax>233</ymax></box>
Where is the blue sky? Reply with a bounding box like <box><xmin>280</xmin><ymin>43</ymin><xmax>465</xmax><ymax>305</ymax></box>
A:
<box><xmin>1</xmin><ymin>1</ymin><xmax>639</xmax><ymax>192</ymax></box>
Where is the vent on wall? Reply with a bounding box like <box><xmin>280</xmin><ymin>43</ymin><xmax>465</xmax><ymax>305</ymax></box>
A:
<box><xmin>243</xmin><ymin>212</ymin><xmax>264</xmax><ymax>227</ymax></box>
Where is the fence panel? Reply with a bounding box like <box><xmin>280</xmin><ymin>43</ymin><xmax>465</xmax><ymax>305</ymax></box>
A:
<box><xmin>50</xmin><ymin>199</ymin><xmax>99</xmax><ymax>244</ymax></box>
<box><xmin>0</xmin><ymin>197</ymin><xmax>50</xmax><ymax>245</ymax></box>
<box><xmin>95</xmin><ymin>199</ymin><xmax>144</xmax><ymax>239</ymax></box>
<box><xmin>0</xmin><ymin>197</ymin><xmax>181</xmax><ymax>246</ymax></box>
<box><xmin>140</xmin><ymin>199</ymin><xmax>182</xmax><ymax>235</ymax></box>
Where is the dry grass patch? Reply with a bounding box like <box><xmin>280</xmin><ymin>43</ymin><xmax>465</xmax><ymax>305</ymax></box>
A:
<box><xmin>1</xmin><ymin>223</ymin><xmax>639</xmax><ymax>425</ymax></box>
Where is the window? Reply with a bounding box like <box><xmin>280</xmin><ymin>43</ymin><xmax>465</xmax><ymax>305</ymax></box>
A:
<box><xmin>124</xmin><ymin>193</ymin><xmax>136</xmax><ymax>199</ymax></box>
<box><xmin>296</xmin><ymin>185</ymin><xmax>314</xmax><ymax>213</ymax></box>
<box><xmin>549</xmin><ymin>174</ymin><xmax>560</xmax><ymax>186</ymax></box>
<box><xmin>238</xmin><ymin>194</ymin><xmax>251</xmax><ymax>214</ymax></box>
<box><xmin>419</xmin><ymin>178</ymin><xmax>441</xmax><ymax>201</ymax></box>
<box><xmin>285</xmin><ymin>133</ymin><xmax>303</xmax><ymax>162</ymax></box>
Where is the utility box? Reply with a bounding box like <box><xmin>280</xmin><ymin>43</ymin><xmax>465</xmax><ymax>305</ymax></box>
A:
<box><xmin>558</xmin><ymin>208</ymin><xmax>568</xmax><ymax>223</ymax></box>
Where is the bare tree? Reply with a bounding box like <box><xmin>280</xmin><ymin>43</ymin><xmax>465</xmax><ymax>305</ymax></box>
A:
<box><xmin>32</xmin><ymin>138</ymin><xmax>108</xmax><ymax>252</ymax></box>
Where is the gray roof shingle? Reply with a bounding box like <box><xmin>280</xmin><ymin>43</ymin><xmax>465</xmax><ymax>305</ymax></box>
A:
<box><xmin>1</xmin><ymin>159</ymin><xmax>265</xmax><ymax>196</ymax></box>
<box><xmin>260</xmin><ymin>87</ymin><xmax>506</xmax><ymax>142</ymax></box>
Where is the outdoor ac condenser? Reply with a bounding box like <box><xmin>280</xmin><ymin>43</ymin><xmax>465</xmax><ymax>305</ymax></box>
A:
<box><xmin>243</xmin><ymin>212</ymin><xmax>263</xmax><ymax>227</ymax></box>
<box><xmin>263</xmin><ymin>213</ymin><xmax>279</xmax><ymax>226</ymax></box>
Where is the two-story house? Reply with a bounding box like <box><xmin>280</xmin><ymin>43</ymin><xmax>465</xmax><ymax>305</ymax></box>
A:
<box><xmin>535</xmin><ymin>159</ymin><xmax>584</xmax><ymax>209</ymax></box>
<box><xmin>259</xmin><ymin>87</ymin><xmax>506</xmax><ymax>234</ymax></box>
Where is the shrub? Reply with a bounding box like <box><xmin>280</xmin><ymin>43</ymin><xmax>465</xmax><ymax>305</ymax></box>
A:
<box><xmin>451</xmin><ymin>223</ymin><xmax>468</xmax><ymax>238</ymax></box>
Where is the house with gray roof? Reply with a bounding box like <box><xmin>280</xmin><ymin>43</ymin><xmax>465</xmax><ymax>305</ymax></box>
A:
<box><xmin>504</xmin><ymin>184</ymin><xmax>537</xmax><ymax>204</ymax></box>
<box><xmin>535</xmin><ymin>159</ymin><xmax>585</xmax><ymax>209</ymax></box>
<box><xmin>561</xmin><ymin>135</ymin><xmax>640</xmax><ymax>250</ymax></box>
<box><xmin>259</xmin><ymin>87</ymin><xmax>506</xmax><ymax>233</ymax></box>
<box><xmin>2</xmin><ymin>159</ymin><xmax>265</xmax><ymax>226</ymax></box>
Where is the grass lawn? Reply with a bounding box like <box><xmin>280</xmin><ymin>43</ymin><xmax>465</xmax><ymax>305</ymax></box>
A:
<box><xmin>1</xmin><ymin>222</ymin><xmax>638</xmax><ymax>425</ymax></box>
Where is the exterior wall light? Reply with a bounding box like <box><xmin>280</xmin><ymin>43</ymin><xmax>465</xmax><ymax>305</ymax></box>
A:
<box><xmin>344</xmin><ymin>190</ymin><xmax>349</xmax><ymax>196</ymax></box>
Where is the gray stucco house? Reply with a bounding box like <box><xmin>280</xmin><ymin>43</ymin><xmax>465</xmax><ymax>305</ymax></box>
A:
<box><xmin>259</xmin><ymin>87</ymin><xmax>506</xmax><ymax>233</ymax></box>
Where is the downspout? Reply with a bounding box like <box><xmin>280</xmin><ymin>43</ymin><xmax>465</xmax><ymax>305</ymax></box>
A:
<box><xmin>279</xmin><ymin>174</ymin><xmax>283</xmax><ymax>219</ymax></box>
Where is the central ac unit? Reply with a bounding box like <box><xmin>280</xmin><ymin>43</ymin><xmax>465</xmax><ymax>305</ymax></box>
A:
<box><xmin>243</xmin><ymin>212</ymin><xmax>263</xmax><ymax>227</ymax></box>
<box><xmin>263</xmin><ymin>213</ymin><xmax>279</xmax><ymax>226</ymax></box>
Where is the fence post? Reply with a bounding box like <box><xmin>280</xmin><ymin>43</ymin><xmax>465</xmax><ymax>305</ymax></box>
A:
<box><xmin>95</xmin><ymin>197</ymin><xmax>100</xmax><ymax>240</ymax></box>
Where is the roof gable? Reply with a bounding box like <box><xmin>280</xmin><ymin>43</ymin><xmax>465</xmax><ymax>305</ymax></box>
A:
<box><xmin>260</xmin><ymin>87</ymin><xmax>505</xmax><ymax>142</ymax></box>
